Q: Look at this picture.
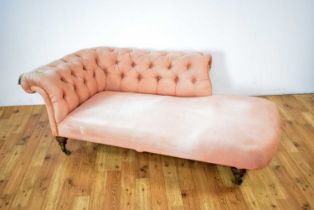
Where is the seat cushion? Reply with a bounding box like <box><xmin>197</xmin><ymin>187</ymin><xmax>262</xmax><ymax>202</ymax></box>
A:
<box><xmin>58</xmin><ymin>91</ymin><xmax>281</xmax><ymax>169</ymax></box>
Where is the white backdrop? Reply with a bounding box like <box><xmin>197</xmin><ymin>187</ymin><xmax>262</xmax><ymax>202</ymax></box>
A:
<box><xmin>1</xmin><ymin>0</ymin><xmax>313</xmax><ymax>106</ymax></box>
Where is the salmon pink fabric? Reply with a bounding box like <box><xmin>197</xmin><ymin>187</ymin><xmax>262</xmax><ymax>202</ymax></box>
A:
<box><xmin>20</xmin><ymin>47</ymin><xmax>281</xmax><ymax>169</ymax></box>
<box><xmin>20</xmin><ymin>47</ymin><xmax>211</xmax><ymax>135</ymax></box>
<box><xmin>58</xmin><ymin>91</ymin><xmax>281</xmax><ymax>169</ymax></box>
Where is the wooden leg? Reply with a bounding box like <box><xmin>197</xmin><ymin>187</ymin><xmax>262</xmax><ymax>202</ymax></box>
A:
<box><xmin>55</xmin><ymin>137</ymin><xmax>71</xmax><ymax>155</ymax></box>
<box><xmin>231</xmin><ymin>167</ymin><xmax>246</xmax><ymax>185</ymax></box>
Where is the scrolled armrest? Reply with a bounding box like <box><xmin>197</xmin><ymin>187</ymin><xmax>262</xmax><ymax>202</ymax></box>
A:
<box><xmin>19</xmin><ymin>49</ymin><xmax>102</xmax><ymax>135</ymax></box>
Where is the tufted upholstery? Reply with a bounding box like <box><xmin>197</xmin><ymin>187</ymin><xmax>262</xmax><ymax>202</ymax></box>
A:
<box><xmin>20</xmin><ymin>47</ymin><xmax>212</xmax><ymax>135</ymax></box>
<box><xmin>19</xmin><ymin>47</ymin><xmax>281</xmax><ymax>170</ymax></box>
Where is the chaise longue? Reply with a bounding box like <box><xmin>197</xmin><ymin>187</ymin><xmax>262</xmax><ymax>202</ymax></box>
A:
<box><xmin>19</xmin><ymin>47</ymin><xmax>281</xmax><ymax>184</ymax></box>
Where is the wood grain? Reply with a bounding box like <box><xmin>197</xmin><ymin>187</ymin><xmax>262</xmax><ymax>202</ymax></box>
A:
<box><xmin>0</xmin><ymin>94</ymin><xmax>313</xmax><ymax>210</ymax></box>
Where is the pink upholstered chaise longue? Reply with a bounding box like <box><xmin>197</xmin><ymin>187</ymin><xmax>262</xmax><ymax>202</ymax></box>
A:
<box><xmin>19</xmin><ymin>47</ymin><xmax>281</xmax><ymax>184</ymax></box>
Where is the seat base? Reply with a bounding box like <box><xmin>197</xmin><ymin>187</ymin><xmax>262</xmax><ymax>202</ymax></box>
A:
<box><xmin>58</xmin><ymin>91</ymin><xmax>281</xmax><ymax>169</ymax></box>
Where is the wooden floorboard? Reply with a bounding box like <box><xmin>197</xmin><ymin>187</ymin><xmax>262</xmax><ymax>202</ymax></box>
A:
<box><xmin>0</xmin><ymin>94</ymin><xmax>313</xmax><ymax>210</ymax></box>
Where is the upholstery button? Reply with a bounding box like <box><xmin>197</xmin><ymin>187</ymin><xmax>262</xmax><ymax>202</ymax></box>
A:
<box><xmin>174</xmin><ymin>76</ymin><xmax>179</xmax><ymax>83</ymax></box>
<box><xmin>186</xmin><ymin>63</ymin><xmax>191</xmax><ymax>69</ymax></box>
<box><xmin>155</xmin><ymin>75</ymin><xmax>161</xmax><ymax>82</ymax></box>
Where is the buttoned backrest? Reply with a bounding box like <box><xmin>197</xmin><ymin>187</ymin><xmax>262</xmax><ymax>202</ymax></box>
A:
<box><xmin>21</xmin><ymin>47</ymin><xmax>212</xmax><ymax>129</ymax></box>
<box><xmin>95</xmin><ymin>47</ymin><xmax>212</xmax><ymax>96</ymax></box>
<box><xmin>57</xmin><ymin>47</ymin><xmax>212</xmax><ymax>98</ymax></box>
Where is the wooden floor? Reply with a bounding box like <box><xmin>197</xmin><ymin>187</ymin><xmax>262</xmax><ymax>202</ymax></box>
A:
<box><xmin>0</xmin><ymin>94</ymin><xmax>313</xmax><ymax>210</ymax></box>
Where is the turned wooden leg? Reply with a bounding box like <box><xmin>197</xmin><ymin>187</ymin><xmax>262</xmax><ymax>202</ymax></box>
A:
<box><xmin>55</xmin><ymin>137</ymin><xmax>71</xmax><ymax>155</ymax></box>
<box><xmin>231</xmin><ymin>167</ymin><xmax>246</xmax><ymax>185</ymax></box>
